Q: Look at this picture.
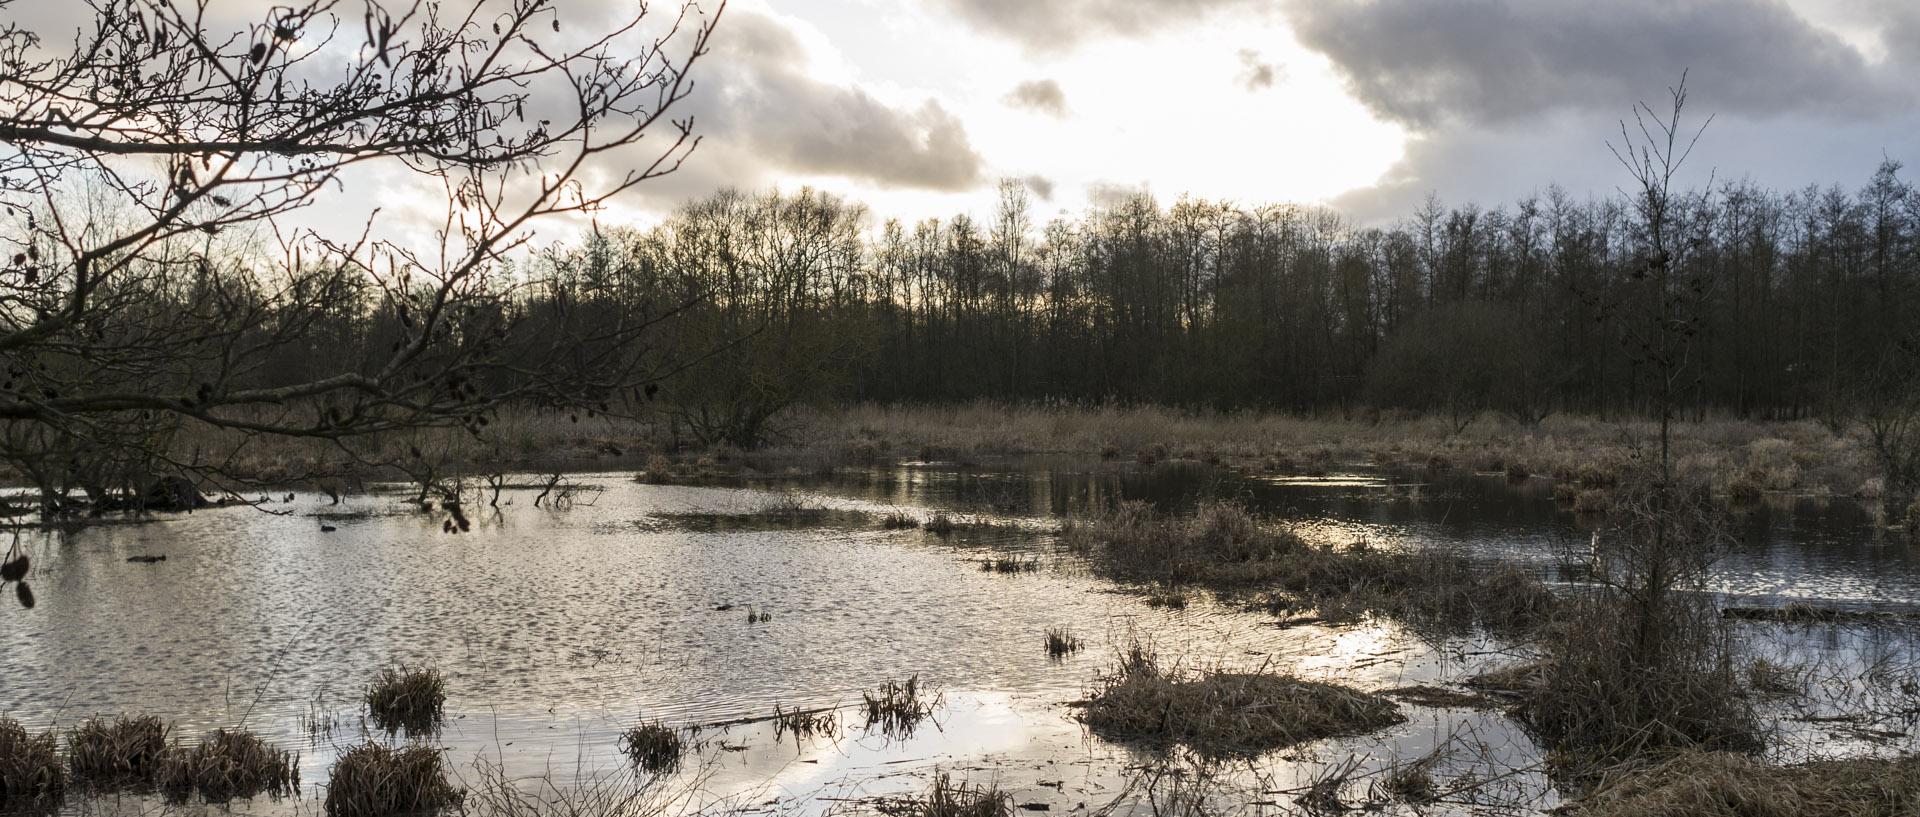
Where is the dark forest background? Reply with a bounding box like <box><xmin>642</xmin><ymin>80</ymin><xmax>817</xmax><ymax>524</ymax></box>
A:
<box><xmin>490</xmin><ymin>161</ymin><xmax>1918</xmax><ymax>446</ymax></box>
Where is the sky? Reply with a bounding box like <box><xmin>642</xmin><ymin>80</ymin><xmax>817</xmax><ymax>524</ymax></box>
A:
<box><xmin>613</xmin><ymin>0</ymin><xmax>1920</xmax><ymax>228</ymax></box>
<box><xmin>9</xmin><ymin>0</ymin><xmax>1920</xmax><ymax>240</ymax></box>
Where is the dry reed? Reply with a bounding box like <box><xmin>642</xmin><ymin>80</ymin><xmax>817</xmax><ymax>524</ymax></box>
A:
<box><xmin>364</xmin><ymin>664</ymin><xmax>446</xmax><ymax>734</ymax></box>
<box><xmin>323</xmin><ymin>743</ymin><xmax>459</xmax><ymax>817</ymax></box>
<box><xmin>158</xmin><ymin>728</ymin><xmax>297</xmax><ymax>801</ymax></box>
<box><xmin>617</xmin><ymin>722</ymin><xmax>682</xmax><ymax>773</ymax></box>
<box><xmin>0</xmin><ymin>718</ymin><xmax>64</xmax><ymax>801</ymax></box>
<box><xmin>67</xmin><ymin>715</ymin><xmax>168</xmax><ymax>782</ymax></box>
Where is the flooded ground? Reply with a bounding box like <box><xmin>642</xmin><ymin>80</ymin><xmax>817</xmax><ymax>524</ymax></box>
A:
<box><xmin>1</xmin><ymin>461</ymin><xmax>1915</xmax><ymax>815</ymax></box>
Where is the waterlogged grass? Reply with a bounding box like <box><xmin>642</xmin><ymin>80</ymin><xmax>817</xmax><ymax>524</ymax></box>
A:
<box><xmin>323</xmin><ymin>743</ymin><xmax>460</xmax><ymax>817</ymax></box>
<box><xmin>1064</xmin><ymin>500</ymin><xmax>1557</xmax><ymax>629</ymax></box>
<box><xmin>617</xmin><ymin>722</ymin><xmax>682</xmax><ymax>773</ymax></box>
<box><xmin>158</xmin><ymin>729</ymin><xmax>298</xmax><ymax>801</ymax></box>
<box><xmin>772</xmin><ymin>706</ymin><xmax>837</xmax><ymax>742</ymax></box>
<box><xmin>0</xmin><ymin>717</ymin><xmax>64</xmax><ymax>801</ymax></box>
<box><xmin>863</xmin><ymin>676</ymin><xmax>940</xmax><ymax>738</ymax></box>
<box><xmin>67</xmin><ymin>715</ymin><xmax>167</xmax><ymax>782</ymax></box>
<box><xmin>364</xmin><ymin>664</ymin><xmax>445</xmax><ymax>734</ymax></box>
<box><xmin>1568</xmin><ymin>752</ymin><xmax>1920</xmax><ymax>817</ymax></box>
<box><xmin>1079</xmin><ymin>644</ymin><xmax>1404</xmax><ymax>755</ymax></box>
<box><xmin>888</xmin><ymin>773</ymin><xmax>1011</xmax><ymax>817</ymax></box>
<box><xmin>1044</xmin><ymin>627</ymin><xmax>1082</xmax><ymax>657</ymax></box>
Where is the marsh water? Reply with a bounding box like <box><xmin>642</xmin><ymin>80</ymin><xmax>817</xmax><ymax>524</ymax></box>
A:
<box><xmin>3</xmin><ymin>460</ymin><xmax>1917</xmax><ymax>815</ymax></box>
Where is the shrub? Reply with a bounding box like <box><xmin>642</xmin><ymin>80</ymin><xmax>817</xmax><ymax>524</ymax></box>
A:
<box><xmin>364</xmin><ymin>664</ymin><xmax>446</xmax><ymax>734</ymax></box>
<box><xmin>323</xmin><ymin>743</ymin><xmax>460</xmax><ymax>817</ymax></box>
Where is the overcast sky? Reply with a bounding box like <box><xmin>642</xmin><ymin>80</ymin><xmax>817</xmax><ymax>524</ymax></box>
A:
<box><xmin>11</xmin><ymin>0</ymin><xmax>1920</xmax><ymax>237</ymax></box>
<box><xmin>622</xmin><ymin>0</ymin><xmax>1920</xmax><ymax>227</ymax></box>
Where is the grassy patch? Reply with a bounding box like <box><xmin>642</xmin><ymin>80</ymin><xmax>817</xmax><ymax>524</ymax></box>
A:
<box><xmin>863</xmin><ymin>676</ymin><xmax>940</xmax><ymax>737</ymax></box>
<box><xmin>323</xmin><ymin>743</ymin><xmax>460</xmax><ymax>817</ymax></box>
<box><xmin>1044</xmin><ymin>627</ymin><xmax>1082</xmax><ymax>657</ymax></box>
<box><xmin>979</xmin><ymin>554</ymin><xmax>1039</xmax><ymax>574</ymax></box>
<box><xmin>1079</xmin><ymin>644</ymin><xmax>1403</xmax><ymax>755</ymax></box>
<box><xmin>888</xmin><ymin>773</ymin><xmax>1010</xmax><ymax>817</ymax></box>
<box><xmin>158</xmin><ymin>728</ymin><xmax>297</xmax><ymax>801</ymax></box>
<box><xmin>924</xmin><ymin>513</ymin><xmax>958</xmax><ymax>535</ymax></box>
<box><xmin>882</xmin><ymin>510</ymin><xmax>921</xmax><ymax>530</ymax></box>
<box><xmin>67</xmin><ymin>715</ymin><xmax>168</xmax><ymax>782</ymax></box>
<box><xmin>0</xmin><ymin>718</ymin><xmax>64</xmax><ymax>801</ymax></box>
<box><xmin>617</xmin><ymin>722</ymin><xmax>682</xmax><ymax>773</ymax></box>
<box><xmin>1567</xmin><ymin>752</ymin><xmax>1920</xmax><ymax>817</ymax></box>
<box><xmin>364</xmin><ymin>664</ymin><xmax>446</xmax><ymax>734</ymax></box>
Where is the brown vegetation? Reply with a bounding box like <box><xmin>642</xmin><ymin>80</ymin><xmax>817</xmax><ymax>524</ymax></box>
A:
<box><xmin>1079</xmin><ymin>643</ymin><xmax>1403</xmax><ymax>754</ymax></box>
<box><xmin>617</xmin><ymin>722</ymin><xmax>683</xmax><ymax>773</ymax></box>
<box><xmin>67</xmin><ymin>715</ymin><xmax>168</xmax><ymax>782</ymax></box>
<box><xmin>323</xmin><ymin>743</ymin><xmax>460</xmax><ymax>817</ymax></box>
<box><xmin>1567</xmin><ymin>752</ymin><xmax>1920</xmax><ymax>817</ymax></box>
<box><xmin>889</xmin><ymin>773</ymin><xmax>1011</xmax><ymax>817</ymax></box>
<box><xmin>158</xmin><ymin>729</ymin><xmax>298</xmax><ymax>801</ymax></box>
<box><xmin>364</xmin><ymin>664</ymin><xmax>446</xmax><ymax>734</ymax></box>
<box><xmin>0</xmin><ymin>718</ymin><xmax>63</xmax><ymax>801</ymax></box>
<box><xmin>863</xmin><ymin>676</ymin><xmax>940</xmax><ymax>737</ymax></box>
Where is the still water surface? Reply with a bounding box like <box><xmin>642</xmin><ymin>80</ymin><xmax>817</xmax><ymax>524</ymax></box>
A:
<box><xmin>1</xmin><ymin>462</ymin><xmax>1913</xmax><ymax>814</ymax></box>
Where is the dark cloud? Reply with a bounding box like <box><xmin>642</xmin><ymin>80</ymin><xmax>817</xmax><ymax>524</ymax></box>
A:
<box><xmin>932</xmin><ymin>0</ymin><xmax>1263</xmax><ymax>52</ymax></box>
<box><xmin>1236</xmin><ymin>49</ymin><xmax>1281</xmax><ymax>91</ymax></box>
<box><xmin>1086</xmin><ymin>180</ymin><xmax>1151</xmax><ymax>209</ymax></box>
<box><xmin>1021</xmin><ymin>175</ymin><xmax>1056</xmax><ymax>201</ymax></box>
<box><xmin>1005</xmin><ymin>79</ymin><xmax>1068</xmax><ymax>116</ymax></box>
<box><xmin>682</xmin><ymin>11</ymin><xmax>986</xmax><ymax>192</ymax></box>
<box><xmin>1288</xmin><ymin>0</ymin><xmax>1900</xmax><ymax>130</ymax></box>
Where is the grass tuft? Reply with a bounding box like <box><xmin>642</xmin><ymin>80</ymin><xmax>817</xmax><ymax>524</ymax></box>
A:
<box><xmin>772</xmin><ymin>706</ymin><xmax>837</xmax><ymax>743</ymax></box>
<box><xmin>882</xmin><ymin>511</ymin><xmax>921</xmax><ymax>530</ymax></box>
<box><xmin>863</xmin><ymin>676</ymin><xmax>940</xmax><ymax>737</ymax></box>
<box><xmin>924</xmin><ymin>513</ymin><xmax>958</xmax><ymax>535</ymax></box>
<box><xmin>158</xmin><ymin>728</ymin><xmax>298</xmax><ymax>801</ymax></box>
<box><xmin>363</xmin><ymin>664</ymin><xmax>445</xmax><ymax>734</ymax></box>
<box><xmin>1079</xmin><ymin>643</ymin><xmax>1404</xmax><ymax>754</ymax></box>
<box><xmin>0</xmin><ymin>718</ymin><xmax>64</xmax><ymax>801</ymax></box>
<box><xmin>617</xmin><ymin>722</ymin><xmax>682</xmax><ymax>773</ymax></box>
<box><xmin>1567</xmin><ymin>752</ymin><xmax>1920</xmax><ymax>817</ymax></box>
<box><xmin>67</xmin><ymin>715</ymin><xmax>168</xmax><ymax>782</ymax></box>
<box><xmin>891</xmin><ymin>772</ymin><xmax>1010</xmax><ymax>817</ymax></box>
<box><xmin>1044</xmin><ymin>627</ymin><xmax>1082</xmax><ymax>657</ymax></box>
<box><xmin>323</xmin><ymin>743</ymin><xmax>459</xmax><ymax>817</ymax></box>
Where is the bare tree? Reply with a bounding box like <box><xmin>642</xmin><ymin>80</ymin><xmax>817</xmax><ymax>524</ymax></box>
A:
<box><xmin>0</xmin><ymin>0</ymin><xmax>723</xmax><ymax>601</ymax></box>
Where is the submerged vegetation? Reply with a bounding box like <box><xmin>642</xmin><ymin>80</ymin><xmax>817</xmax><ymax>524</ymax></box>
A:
<box><xmin>1080</xmin><ymin>643</ymin><xmax>1404</xmax><ymax>754</ymax></box>
<box><xmin>158</xmin><ymin>729</ymin><xmax>298</xmax><ymax>801</ymax></box>
<box><xmin>863</xmin><ymin>676</ymin><xmax>940</xmax><ymax>737</ymax></box>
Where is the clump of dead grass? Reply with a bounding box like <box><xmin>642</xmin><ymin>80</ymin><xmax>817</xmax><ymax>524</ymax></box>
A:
<box><xmin>158</xmin><ymin>728</ymin><xmax>297</xmax><ymax>801</ymax></box>
<box><xmin>323</xmin><ymin>743</ymin><xmax>460</xmax><ymax>817</ymax></box>
<box><xmin>891</xmin><ymin>772</ymin><xmax>1011</xmax><ymax>817</ymax></box>
<box><xmin>617</xmin><ymin>722</ymin><xmax>682</xmax><ymax>773</ymax></box>
<box><xmin>1567</xmin><ymin>752</ymin><xmax>1920</xmax><ymax>817</ymax></box>
<box><xmin>363</xmin><ymin>664</ymin><xmax>445</xmax><ymax>734</ymax></box>
<box><xmin>1045</xmin><ymin>627</ymin><xmax>1082</xmax><ymax>657</ymax></box>
<box><xmin>772</xmin><ymin>706</ymin><xmax>837</xmax><ymax>743</ymax></box>
<box><xmin>863</xmin><ymin>676</ymin><xmax>940</xmax><ymax>737</ymax></box>
<box><xmin>67</xmin><ymin>715</ymin><xmax>168</xmax><ymax>782</ymax></box>
<box><xmin>1079</xmin><ymin>643</ymin><xmax>1403</xmax><ymax>755</ymax></box>
<box><xmin>0</xmin><ymin>718</ymin><xmax>64</xmax><ymax>801</ymax></box>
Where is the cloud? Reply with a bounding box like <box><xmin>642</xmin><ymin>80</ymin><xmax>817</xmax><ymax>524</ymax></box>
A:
<box><xmin>1086</xmin><ymin>180</ymin><xmax>1151</xmax><ymax>209</ymax></box>
<box><xmin>930</xmin><ymin>0</ymin><xmax>1264</xmax><ymax>53</ymax></box>
<box><xmin>681</xmin><ymin>11</ymin><xmax>986</xmax><ymax>192</ymax></box>
<box><xmin>1236</xmin><ymin>50</ymin><xmax>1282</xmax><ymax>91</ymax></box>
<box><xmin>1004</xmin><ymin>79</ymin><xmax>1068</xmax><ymax>116</ymax></box>
<box><xmin>1021</xmin><ymin>175</ymin><xmax>1056</xmax><ymax>201</ymax></box>
<box><xmin>1287</xmin><ymin>0</ymin><xmax>1902</xmax><ymax>130</ymax></box>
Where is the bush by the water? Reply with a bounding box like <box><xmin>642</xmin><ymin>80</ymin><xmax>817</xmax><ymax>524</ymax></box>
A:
<box><xmin>363</xmin><ymin>664</ymin><xmax>445</xmax><ymax>733</ymax></box>
<box><xmin>158</xmin><ymin>728</ymin><xmax>297</xmax><ymax>801</ymax></box>
<box><xmin>0</xmin><ymin>718</ymin><xmax>64</xmax><ymax>800</ymax></box>
<box><xmin>1079</xmin><ymin>643</ymin><xmax>1403</xmax><ymax>754</ymax></box>
<box><xmin>67</xmin><ymin>715</ymin><xmax>168</xmax><ymax>781</ymax></box>
<box><xmin>617</xmin><ymin>722</ymin><xmax>682</xmax><ymax>773</ymax></box>
<box><xmin>324</xmin><ymin>743</ymin><xmax>459</xmax><ymax>817</ymax></box>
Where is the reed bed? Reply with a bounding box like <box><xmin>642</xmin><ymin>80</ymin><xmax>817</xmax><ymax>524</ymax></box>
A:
<box><xmin>67</xmin><ymin>715</ymin><xmax>167</xmax><ymax>782</ymax></box>
<box><xmin>323</xmin><ymin>743</ymin><xmax>460</xmax><ymax>817</ymax></box>
<box><xmin>1569</xmin><ymin>752</ymin><xmax>1920</xmax><ymax>817</ymax></box>
<box><xmin>1079</xmin><ymin>644</ymin><xmax>1404</xmax><ymax>754</ymax></box>
<box><xmin>158</xmin><ymin>728</ymin><xmax>298</xmax><ymax>801</ymax></box>
<box><xmin>364</xmin><ymin>664</ymin><xmax>446</xmax><ymax>734</ymax></box>
<box><xmin>0</xmin><ymin>718</ymin><xmax>64</xmax><ymax>801</ymax></box>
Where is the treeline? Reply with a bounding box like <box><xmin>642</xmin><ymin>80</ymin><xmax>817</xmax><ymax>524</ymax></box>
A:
<box><xmin>523</xmin><ymin>162</ymin><xmax>1917</xmax><ymax>445</ymax></box>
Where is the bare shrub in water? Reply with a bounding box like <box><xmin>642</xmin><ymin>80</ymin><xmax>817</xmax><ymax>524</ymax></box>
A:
<box><xmin>1520</xmin><ymin>472</ymin><xmax>1758</xmax><ymax>771</ymax></box>
<box><xmin>363</xmin><ymin>664</ymin><xmax>445</xmax><ymax>734</ymax></box>
<box><xmin>617</xmin><ymin>722</ymin><xmax>683</xmax><ymax>773</ymax></box>
<box><xmin>0</xmin><ymin>718</ymin><xmax>64</xmax><ymax>800</ymax></box>
<box><xmin>67</xmin><ymin>715</ymin><xmax>168</xmax><ymax>782</ymax></box>
<box><xmin>323</xmin><ymin>743</ymin><xmax>459</xmax><ymax>817</ymax></box>
<box><xmin>158</xmin><ymin>729</ymin><xmax>298</xmax><ymax>801</ymax></box>
<box><xmin>1080</xmin><ymin>643</ymin><xmax>1403</xmax><ymax>755</ymax></box>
